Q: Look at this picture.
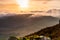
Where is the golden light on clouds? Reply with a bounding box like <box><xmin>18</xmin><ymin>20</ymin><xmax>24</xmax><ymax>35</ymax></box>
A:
<box><xmin>16</xmin><ymin>0</ymin><xmax>29</xmax><ymax>10</ymax></box>
<box><xmin>0</xmin><ymin>0</ymin><xmax>60</xmax><ymax>12</ymax></box>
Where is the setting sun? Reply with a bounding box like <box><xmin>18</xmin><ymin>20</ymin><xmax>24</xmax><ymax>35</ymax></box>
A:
<box><xmin>16</xmin><ymin>0</ymin><xmax>29</xmax><ymax>9</ymax></box>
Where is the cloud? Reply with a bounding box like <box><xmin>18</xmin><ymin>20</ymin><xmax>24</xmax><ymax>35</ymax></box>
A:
<box><xmin>0</xmin><ymin>0</ymin><xmax>60</xmax><ymax>40</ymax></box>
<box><xmin>0</xmin><ymin>13</ymin><xmax>59</xmax><ymax>40</ymax></box>
<box><xmin>46</xmin><ymin>9</ymin><xmax>60</xmax><ymax>19</ymax></box>
<box><xmin>32</xmin><ymin>0</ymin><xmax>60</xmax><ymax>1</ymax></box>
<box><xmin>0</xmin><ymin>0</ymin><xmax>16</xmax><ymax>4</ymax></box>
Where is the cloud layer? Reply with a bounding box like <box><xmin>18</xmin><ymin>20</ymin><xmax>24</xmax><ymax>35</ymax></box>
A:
<box><xmin>0</xmin><ymin>13</ymin><xmax>59</xmax><ymax>40</ymax></box>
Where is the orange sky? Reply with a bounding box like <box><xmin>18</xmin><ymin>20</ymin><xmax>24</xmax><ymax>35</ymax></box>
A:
<box><xmin>0</xmin><ymin>0</ymin><xmax>60</xmax><ymax>12</ymax></box>
<box><xmin>0</xmin><ymin>4</ymin><xmax>20</xmax><ymax>12</ymax></box>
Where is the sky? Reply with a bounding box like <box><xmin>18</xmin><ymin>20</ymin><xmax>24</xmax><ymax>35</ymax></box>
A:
<box><xmin>0</xmin><ymin>0</ymin><xmax>60</xmax><ymax>40</ymax></box>
<box><xmin>0</xmin><ymin>0</ymin><xmax>60</xmax><ymax>12</ymax></box>
<box><xmin>0</xmin><ymin>0</ymin><xmax>19</xmax><ymax>12</ymax></box>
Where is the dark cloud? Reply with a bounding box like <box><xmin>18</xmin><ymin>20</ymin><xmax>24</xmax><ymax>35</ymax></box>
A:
<box><xmin>0</xmin><ymin>14</ymin><xmax>59</xmax><ymax>40</ymax></box>
<box><xmin>0</xmin><ymin>14</ymin><xmax>32</xmax><ymax>33</ymax></box>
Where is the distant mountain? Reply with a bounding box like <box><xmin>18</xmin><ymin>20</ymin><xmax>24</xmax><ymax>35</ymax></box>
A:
<box><xmin>46</xmin><ymin>9</ymin><xmax>60</xmax><ymax>19</ymax></box>
<box><xmin>46</xmin><ymin>9</ymin><xmax>60</xmax><ymax>13</ymax></box>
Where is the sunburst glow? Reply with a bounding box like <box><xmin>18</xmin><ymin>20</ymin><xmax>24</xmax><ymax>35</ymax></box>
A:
<box><xmin>16</xmin><ymin>0</ymin><xmax>29</xmax><ymax>9</ymax></box>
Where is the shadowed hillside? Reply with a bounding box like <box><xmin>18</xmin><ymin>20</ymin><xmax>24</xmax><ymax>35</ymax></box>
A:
<box><xmin>25</xmin><ymin>20</ymin><xmax>60</xmax><ymax>40</ymax></box>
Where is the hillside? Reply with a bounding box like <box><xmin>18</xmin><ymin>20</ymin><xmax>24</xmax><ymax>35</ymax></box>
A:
<box><xmin>25</xmin><ymin>21</ymin><xmax>60</xmax><ymax>40</ymax></box>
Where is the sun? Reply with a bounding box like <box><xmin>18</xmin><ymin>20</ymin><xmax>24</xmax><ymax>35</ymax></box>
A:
<box><xmin>16</xmin><ymin>0</ymin><xmax>29</xmax><ymax>10</ymax></box>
